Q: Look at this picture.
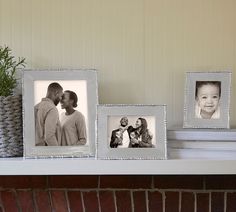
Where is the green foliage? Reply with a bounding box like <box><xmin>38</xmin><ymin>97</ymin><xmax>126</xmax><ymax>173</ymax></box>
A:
<box><xmin>0</xmin><ymin>46</ymin><xmax>26</xmax><ymax>96</ymax></box>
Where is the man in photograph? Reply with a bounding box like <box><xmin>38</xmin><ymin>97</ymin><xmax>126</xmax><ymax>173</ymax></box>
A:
<box><xmin>110</xmin><ymin>117</ymin><xmax>133</xmax><ymax>148</ymax></box>
<box><xmin>35</xmin><ymin>82</ymin><xmax>63</xmax><ymax>146</ymax></box>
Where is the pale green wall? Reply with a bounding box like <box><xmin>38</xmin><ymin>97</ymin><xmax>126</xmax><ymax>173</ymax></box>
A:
<box><xmin>0</xmin><ymin>0</ymin><xmax>235</xmax><ymax>127</ymax></box>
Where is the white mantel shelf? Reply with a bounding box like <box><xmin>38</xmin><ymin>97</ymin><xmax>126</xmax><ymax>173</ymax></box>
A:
<box><xmin>1</xmin><ymin>158</ymin><xmax>236</xmax><ymax>175</ymax></box>
<box><xmin>0</xmin><ymin>128</ymin><xmax>235</xmax><ymax>175</ymax></box>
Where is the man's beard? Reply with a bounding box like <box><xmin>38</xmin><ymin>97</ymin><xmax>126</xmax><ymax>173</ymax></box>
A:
<box><xmin>54</xmin><ymin>99</ymin><xmax>60</xmax><ymax>106</ymax></box>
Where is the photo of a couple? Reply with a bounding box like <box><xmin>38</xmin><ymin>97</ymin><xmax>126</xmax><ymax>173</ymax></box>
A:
<box><xmin>109</xmin><ymin>116</ymin><xmax>155</xmax><ymax>148</ymax></box>
<box><xmin>34</xmin><ymin>82</ymin><xmax>87</xmax><ymax>146</ymax></box>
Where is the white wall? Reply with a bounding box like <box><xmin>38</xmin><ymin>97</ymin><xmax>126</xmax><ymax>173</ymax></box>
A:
<box><xmin>1</xmin><ymin>0</ymin><xmax>235</xmax><ymax>127</ymax></box>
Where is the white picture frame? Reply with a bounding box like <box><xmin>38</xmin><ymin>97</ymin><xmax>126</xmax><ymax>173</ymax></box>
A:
<box><xmin>23</xmin><ymin>69</ymin><xmax>98</xmax><ymax>158</ymax></box>
<box><xmin>183</xmin><ymin>71</ymin><xmax>231</xmax><ymax>129</ymax></box>
<box><xmin>97</xmin><ymin>105</ymin><xmax>167</xmax><ymax>160</ymax></box>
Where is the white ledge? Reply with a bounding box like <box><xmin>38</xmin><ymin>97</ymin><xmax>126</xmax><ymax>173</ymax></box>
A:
<box><xmin>0</xmin><ymin>158</ymin><xmax>236</xmax><ymax>175</ymax></box>
<box><xmin>0</xmin><ymin>128</ymin><xmax>235</xmax><ymax>175</ymax></box>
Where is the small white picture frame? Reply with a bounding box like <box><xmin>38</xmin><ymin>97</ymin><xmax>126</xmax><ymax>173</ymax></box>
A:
<box><xmin>97</xmin><ymin>105</ymin><xmax>167</xmax><ymax>160</ymax></box>
<box><xmin>183</xmin><ymin>71</ymin><xmax>231</xmax><ymax>129</ymax></box>
<box><xmin>23</xmin><ymin>69</ymin><xmax>98</xmax><ymax>158</ymax></box>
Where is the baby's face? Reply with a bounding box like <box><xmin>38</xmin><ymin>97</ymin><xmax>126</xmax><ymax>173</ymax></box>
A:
<box><xmin>130</xmin><ymin>132</ymin><xmax>135</xmax><ymax>139</ymax></box>
<box><xmin>196</xmin><ymin>84</ymin><xmax>220</xmax><ymax>114</ymax></box>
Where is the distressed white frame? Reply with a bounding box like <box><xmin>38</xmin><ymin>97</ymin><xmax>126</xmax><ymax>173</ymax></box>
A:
<box><xmin>183</xmin><ymin>71</ymin><xmax>231</xmax><ymax>129</ymax></box>
<box><xmin>23</xmin><ymin>69</ymin><xmax>98</xmax><ymax>158</ymax></box>
<box><xmin>97</xmin><ymin>105</ymin><xmax>167</xmax><ymax>160</ymax></box>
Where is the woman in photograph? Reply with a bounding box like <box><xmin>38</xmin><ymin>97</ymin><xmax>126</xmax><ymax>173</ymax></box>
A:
<box><xmin>60</xmin><ymin>90</ymin><xmax>87</xmax><ymax>146</ymax></box>
<box><xmin>130</xmin><ymin>118</ymin><xmax>153</xmax><ymax>148</ymax></box>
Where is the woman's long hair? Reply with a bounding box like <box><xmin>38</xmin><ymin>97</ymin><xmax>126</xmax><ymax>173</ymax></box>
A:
<box><xmin>138</xmin><ymin>118</ymin><xmax>148</xmax><ymax>135</ymax></box>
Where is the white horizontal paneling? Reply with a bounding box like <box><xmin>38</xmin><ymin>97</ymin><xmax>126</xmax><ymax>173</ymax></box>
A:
<box><xmin>0</xmin><ymin>0</ymin><xmax>236</xmax><ymax>127</ymax></box>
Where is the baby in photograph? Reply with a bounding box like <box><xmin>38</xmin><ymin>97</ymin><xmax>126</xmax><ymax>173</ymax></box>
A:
<box><xmin>114</xmin><ymin>130</ymin><xmax>123</xmax><ymax>146</ymax></box>
<box><xmin>129</xmin><ymin>131</ymin><xmax>140</xmax><ymax>148</ymax></box>
<box><xmin>195</xmin><ymin>81</ymin><xmax>221</xmax><ymax>119</ymax></box>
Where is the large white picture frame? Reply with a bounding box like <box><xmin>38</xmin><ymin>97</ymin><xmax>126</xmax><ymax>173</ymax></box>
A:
<box><xmin>23</xmin><ymin>69</ymin><xmax>98</xmax><ymax>158</ymax></box>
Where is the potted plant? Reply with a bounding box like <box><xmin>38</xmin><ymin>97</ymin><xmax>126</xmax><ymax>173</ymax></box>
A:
<box><xmin>0</xmin><ymin>46</ymin><xmax>26</xmax><ymax>157</ymax></box>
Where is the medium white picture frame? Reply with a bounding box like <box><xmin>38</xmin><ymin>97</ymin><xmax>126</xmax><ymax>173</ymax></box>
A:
<box><xmin>23</xmin><ymin>69</ymin><xmax>98</xmax><ymax>158</ymax></box>
<box><xmin>97</xmin><ymin>104</ymin><xmax>167</xmax><ymax>160</ymax></box>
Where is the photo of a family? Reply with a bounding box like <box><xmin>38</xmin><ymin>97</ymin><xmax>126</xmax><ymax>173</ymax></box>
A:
<box><xmin>34</xmin><ymin>81</ymin><xmax>87</xmax><ymax>147</ymax></box>
<box><xmin>97</xmin><ymin>105</ymin><xmax>166</xmax><ymax>159</ymax></box>
<box><xmin>195</xmin><ymin>81</ymin><xmax>221</xmax><ymax>119</ymax></box>
<box><xmin>109</xmin><ymin>116</ymin><xmax>155</xmax><ymax>148</ymax></box>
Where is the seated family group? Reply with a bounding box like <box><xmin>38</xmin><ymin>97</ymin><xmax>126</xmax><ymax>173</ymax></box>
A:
<box><xmin>110</xmin><ymin>117</ymin><xmax>154</xmax><ymax>148</ymax></box>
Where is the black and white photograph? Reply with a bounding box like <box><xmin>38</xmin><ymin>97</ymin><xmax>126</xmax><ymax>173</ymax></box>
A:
<box><xmin>195</xmin><ymin>81</ymin><xmax>221</xmax><ymax>120</ymax></box>
<box><xmin>34</xmin><ymin>80</ymin><xmax>88</xmax><ymax>147</ymax></box>
<box><xmin>23</xmin><ymin>70</ymin><xmax>98</xmax><ymax>158</ymax></box>
<box><xmin>108</xmin><ymin>116</ymin><xmax>156</xmax><ymax>148</ymax></box>
<box><xmin>184</xmin><ymin>72</ymin><xmax>231</xmax><ymax>128</ymax></box>
<box><xmin>97</xmin><ymin>105</ymin><xmax>167</xmax><ymax>160</ymax></box>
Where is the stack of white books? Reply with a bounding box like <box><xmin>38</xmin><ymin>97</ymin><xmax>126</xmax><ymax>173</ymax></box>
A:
<box><xmin>167</xmin><ymin>128</ymin><xmax>236</xmax><ymax>159</ymax></box>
